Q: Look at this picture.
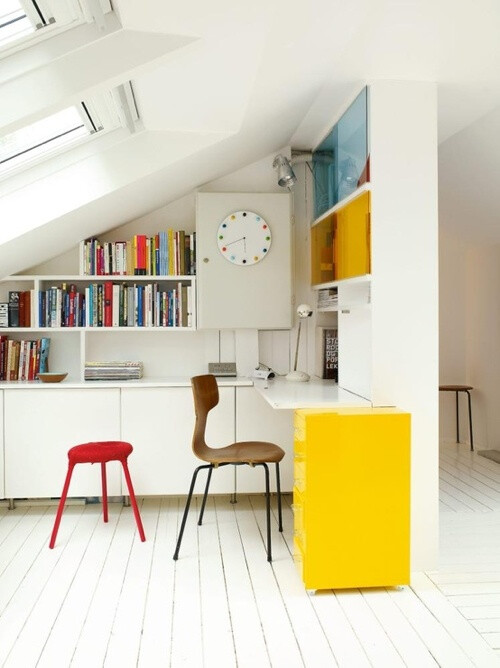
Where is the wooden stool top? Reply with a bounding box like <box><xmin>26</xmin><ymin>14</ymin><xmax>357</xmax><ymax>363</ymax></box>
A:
<box><xmin>439</xmin><ymin>385</ymin><xmax>473</xmax><ymax>392</ymax></box>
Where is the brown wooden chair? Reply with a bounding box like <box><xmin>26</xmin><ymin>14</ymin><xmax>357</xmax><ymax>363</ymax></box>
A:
<box><xmin>173</xmin><ymin>374</ymin><xmax>285</xmax><ymax>562</ymax></box>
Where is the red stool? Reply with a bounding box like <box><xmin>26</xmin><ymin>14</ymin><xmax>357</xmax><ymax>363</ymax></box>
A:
<box><xmin>49</xmin><ymin>441</ymin><xmax>146</xmax><ymax>549</ymax></box>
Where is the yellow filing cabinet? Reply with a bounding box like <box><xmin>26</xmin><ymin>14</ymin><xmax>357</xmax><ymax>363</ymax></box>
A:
<box><xmin>293</xmin><ymin>407</ymin><xmax>410</xmax><ymax>591</ymax></box>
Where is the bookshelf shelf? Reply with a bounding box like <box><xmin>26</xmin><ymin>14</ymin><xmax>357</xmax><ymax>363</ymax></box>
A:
<box><xmin>0</xmin><ymin>263</ymin><xmax>197</xmax><ymax>382</ymax></box>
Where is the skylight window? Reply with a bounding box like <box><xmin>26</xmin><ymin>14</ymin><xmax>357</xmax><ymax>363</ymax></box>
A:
<box><xmin>0</xmin><ymin>0</ymin><xmax>54</xmax><ymax>48</ymax></box>
<box><xmin>0</xmin><ymin>83</ymin><xmax>139</xmax><ymax>178</ymax></box>
<box><xmin>0</xmin><ymin>0</ymin><xmax>113</xmax><ymax>54</ymax></box>
<box><xmin>0</xmin><ymin>105</ymin><xmax>96</xmax><ymax>173</ymax></box>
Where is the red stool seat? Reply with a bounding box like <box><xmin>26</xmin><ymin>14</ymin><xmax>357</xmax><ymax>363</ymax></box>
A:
<box><xmin>68</xmin><ymin>441</ymin><xmax>133</xmax><ymax>464</ymax></box>
<box><xmin>49</xmin><ymin>440</ymin><xmax>146</xmax><ymax>549</ymax></box>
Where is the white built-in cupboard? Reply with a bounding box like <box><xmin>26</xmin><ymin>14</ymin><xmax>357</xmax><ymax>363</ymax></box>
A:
<box><xmin>1</xmin><ymin>383</ymin><xmax>293</xmax><ymax>500</ymax></box>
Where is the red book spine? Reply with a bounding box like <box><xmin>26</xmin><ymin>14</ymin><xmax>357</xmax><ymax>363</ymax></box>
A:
<box><xmin>104</xmin><ymin>281</ymin><xmax>112</xmax><ymax>327</ymax></box>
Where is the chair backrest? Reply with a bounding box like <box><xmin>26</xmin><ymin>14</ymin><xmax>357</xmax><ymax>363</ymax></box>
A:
<box><xmin>191</xmin><ymin>374</ymin><xmax>219</xmax><ymax>459</ymax></box>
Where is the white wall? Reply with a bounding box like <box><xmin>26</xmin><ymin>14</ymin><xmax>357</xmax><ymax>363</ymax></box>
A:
<box><xmin>370</xmin><ymin>81</ymin><xmax>439</xmax><ymax>571</ymax></box>
<box><xmin>439</xmin><ymin>225</ymin><xmax>469</xmax><ymax>442</ymax></box>
<box><xmin>465</xmin><ymin>243</ymin><xmax>500</xmax><ymax>450</ymax></box>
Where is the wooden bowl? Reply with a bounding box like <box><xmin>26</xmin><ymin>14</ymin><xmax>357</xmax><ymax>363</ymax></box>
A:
<box><xmin>37</xmin><ymin>372</ymin><xmax>68</xmax><ymax>383</ymax></box>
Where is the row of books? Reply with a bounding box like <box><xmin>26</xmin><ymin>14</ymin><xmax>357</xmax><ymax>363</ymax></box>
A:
<box><xmin>79</xmin><ymin>231</ymin><xmax>196</xmax><ymax>276</ymax></box>
<box><xmin>0</xmin><ymin>336</ymin><xmax>50</xmax><ymax>381</ymax></box>
<box><xmin>85</xmin><ymin>361</ymin><xmax>143</xmax><ymax>381</ymax></box>
<box><xmin>0</xmin><ymin>291</ymin><xmax>36</xmax><ymax>328</ymax></box>
<box><xmin>39</xmin><ymin>282</ymin><xmax>193</xmax><ymax>328</ymax></box>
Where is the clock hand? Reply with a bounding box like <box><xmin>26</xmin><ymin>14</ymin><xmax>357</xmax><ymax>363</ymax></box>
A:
<box><xmin>225</xmin><ymin>236</ymin><xmax>246</xmax><ymax>247</ymax></box>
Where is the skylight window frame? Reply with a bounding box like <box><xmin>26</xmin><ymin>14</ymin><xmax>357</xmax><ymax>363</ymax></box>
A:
<box><xmin>0</xmin><ymin>84</ymin><xmax>139</xmax><ymax>183</ymax></box>
<box><xmin>0</xmin><ymin>0</ymin><xmax>112</xmax><ymax>58</ymax></box>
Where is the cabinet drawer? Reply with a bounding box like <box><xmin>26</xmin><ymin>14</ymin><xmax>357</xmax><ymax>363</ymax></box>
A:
<box><xmin>292</xmin><ymin>485</ymin><xmax>305</xmax><ymax>536</ymax></box>
<box><xmin>293</xmin><ymin>412</ymin><xmax>306</xmax><ymax>446</ymax></box>
<box><xmin>294</xmin><ymin>457</ymin><xmax>306</xmax><ymax>493</ymax></box>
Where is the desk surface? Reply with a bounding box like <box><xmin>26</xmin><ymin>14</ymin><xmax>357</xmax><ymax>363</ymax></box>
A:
<box><xmin>253</xmin><ymin>377</ymin><xmax>371</xmax><ymax>409</ymax></box>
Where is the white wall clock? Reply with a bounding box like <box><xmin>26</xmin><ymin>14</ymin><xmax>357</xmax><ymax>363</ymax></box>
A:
<box><xmin>216</xmin><ymin>210</ymin><xmax>271</xmax><ymax>266</ymax></box>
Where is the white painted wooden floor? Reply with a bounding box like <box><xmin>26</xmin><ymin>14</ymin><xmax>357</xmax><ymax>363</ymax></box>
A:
<box><xmin>0</xmin><ymin>442</ymin><xmax>499</xmax><ymax>667</ymax></box>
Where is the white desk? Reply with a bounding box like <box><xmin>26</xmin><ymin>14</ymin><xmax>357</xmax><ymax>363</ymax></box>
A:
<box><xmin>253</xmin><ymin>376</ymin><xmax>371</xmax><ymax>409</ymax></box>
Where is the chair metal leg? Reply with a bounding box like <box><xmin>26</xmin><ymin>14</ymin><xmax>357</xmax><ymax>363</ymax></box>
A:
<box><xmin>121</xmin><ymin>460</ymin><xmax>146</xmax><ymax>542</ymax></box>
<box><xmin>198</xmin><ymin>466</ymin><xmax>213</xmax><ymax>526</ymax></box>
<box><xmin>256</xmin><ymin>463</ymin><xmax>272</xmax><ymax>562</ymax></box>
<box><xmin>466</xmin><ymin>390</ymin><xmax>474</xmax><ymax>451</ymax></box>
<box><xmin>456</xmin><ymin>390</ymin><xmax>460</xmax><ymax>443</ymax></box>
<box><xmin>101</xmin><ymin>462</ymin><xmax>108</xmax><ymax>523</ymax></box>
<box><xmin>49</xmin><ymin>463</ymin><xmax>75</xmax><ymax>549</ymax></box>
<box><xmin>275</xmin><ymin>462</ymin><xmax>283</xmax><ymax>532</ymax></box>
<box><xmin>173</xmin><ymin>464</ymin><xmax>212</xmax><ymax>560</ymax></box>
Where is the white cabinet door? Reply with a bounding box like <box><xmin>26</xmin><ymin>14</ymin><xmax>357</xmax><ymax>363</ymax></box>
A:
<box><xmin>4</xmin><ymin>389</ymin><xmax>121</xmax><ymax>498</ymax></box>
<box><xmin>235</xmin><ymin>387</ymin><xmax>294</xmax><ymax>492</ymax></box>
<box><xmin>121</xmin><ymin>386</ymin><xmax>235</xmax><ymax>495</ymax></box>
<box><xmin>0</xmin><ymin>391</ymin><xmax>4</xmax><ymax>499</ymax></box>
<box><xmin>197</xmin><ymin>192</ymin><xmax>292</xmax><ymax>329</ymax></box>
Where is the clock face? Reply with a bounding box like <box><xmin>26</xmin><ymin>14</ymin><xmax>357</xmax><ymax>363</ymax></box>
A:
<box><xmin>217</xmin><ymin>210</ymin><xmax>271</xmax><ymax>266</ymax></box>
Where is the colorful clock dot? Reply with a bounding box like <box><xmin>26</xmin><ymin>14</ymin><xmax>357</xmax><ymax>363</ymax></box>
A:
<box><xmin>254</xmin><ymin>256</ymin><xmax>259</xmax><ymax>262</ymax></box>
<box><xmin>230</xmin><ymin>216</ymin><xmax>235</xmax><ymax>220</ymax></box>
<box><xmin>243</xmin><ymin>212</ymin><xmax>247</xmax><ymax>217</ymax></box>
<box><xmin>222</xmin><ymin>247</ymin><xmax>227</xmax><ymax>252</ymax></box>
<box><xmin>263</xmin><ymin>224</ymin><xmax>267</xmax><ymax>229</ymax></box>
<box><xmin>230</xmin><ymin>255</ymin><xmax>235</xmax><ymax>261</ymax></box>
<box><xmin>222</xmin><ymin>223</ymin><xmax>227</xmax><ymax>228</ymax></box>
<box><xmin>219</xmin><ymin>235</ymin><xmax>223</xmax><ymax>239</ymax></box>
<box><xmin>263</xmin><ymin>248</ymin><xmax>267</xmax><ymax>253</ymax></box>
<box><xmin>256</xmin><ymin>216</ymin><xmax>261</xmax><ymax>221</ymax></box>
<box><xmin>266</xmin><ymin>236</ymin><xmax>270</xmax><ymax>241</ymax></box>
<box><xmin>242</xmin><ymin>259</ymin><xmax>247</xmax><ymax>263</ymax></box>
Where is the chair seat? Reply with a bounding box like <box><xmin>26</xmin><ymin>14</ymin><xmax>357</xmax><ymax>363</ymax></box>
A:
<box><xmin>200</xmin><ymin>441</ymin><xmax>285</xmax><ymax>465</ymax></box>
<box><xmin>68</xmin><ymin>441</ymin><xmax>133</xmax><ymax>464</ymax></box>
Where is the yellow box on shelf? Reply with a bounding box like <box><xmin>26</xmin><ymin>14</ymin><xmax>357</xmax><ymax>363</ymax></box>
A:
<box><xmin>293</xmin><ymin>407</ymin><xmax>410</xmax><ymax>591</ymax></box>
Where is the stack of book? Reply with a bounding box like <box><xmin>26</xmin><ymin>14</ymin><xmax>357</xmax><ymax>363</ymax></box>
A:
<box><xmin>315</xmin><ymin>327</ymin><xmax>338</xmax><ymax>381</ymax></box>
<box><xmin>80</xmin><ymin>231</ymin><xmax>196</xmax><ymax>276</ymax></box>
<box><xmin>0</xmin><ymin>335</ymin><xmax>50</xmax><ymax>381</ymax></box>
<box><xmin>317</xmin><ymin>288</ymin><xmax>338</xmax><ymax>310</ymax></box>
<box><xmin>84</xmin><ymin>361</ymin><xmax>143</xmax><ymax>381</ymax></box>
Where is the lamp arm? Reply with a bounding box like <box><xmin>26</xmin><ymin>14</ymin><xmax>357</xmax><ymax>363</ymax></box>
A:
<box><xmin>293</xmin><ymin>319</ymin><xmax>302</xmax><ymax>372</ymax></box>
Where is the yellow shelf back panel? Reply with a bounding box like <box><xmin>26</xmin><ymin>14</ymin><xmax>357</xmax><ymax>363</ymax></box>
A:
<box><xmin>334</xmin><ymin>191</ymin><xmax>371</xmax><ymax>280</ymax></box>
<box><xmin>311</xmin><ymin>216</ymin><xmax>335</xmax><ymax>286</ymax></box>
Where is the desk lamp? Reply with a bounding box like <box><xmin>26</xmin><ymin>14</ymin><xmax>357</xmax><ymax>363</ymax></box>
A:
<box><xmin>286</xmin><ymin>303</ymin><xmax>313</xmax><ymax>382</ymax></box>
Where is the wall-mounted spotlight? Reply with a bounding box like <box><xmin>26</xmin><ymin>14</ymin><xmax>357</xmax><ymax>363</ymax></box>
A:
<box><xmin>273</xmin><ymin>151</ymin><xmax>313</xmax><ymax>190</ymax></box>
<box><xmin>273</xmin><ymin>154</ymin><xmax>297</xmax><ymax>190</ymax></box>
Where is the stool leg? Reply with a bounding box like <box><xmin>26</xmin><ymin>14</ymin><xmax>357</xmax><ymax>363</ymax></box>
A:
<box><xmin>49</xmin><ymin>463</ymin><xmax>75</xmax><ymax>549</ymax></box>
<box><xmin>256</xmin><ymin>463</ymin><xmax>272</xmax><ymax>562</ymax></box>
<box><xmin>121</xmin><ymin>460</ymin><xmax>146</xmax><ymax>542</ymax></box>
<box><xmin>466</xmin><ymin>390</ymin><xmax>474</xmax><ymax>451</ymax></box>
<box><xmin>456</xmin><ymin>391</ymin><xmax>460</xmax><ymax>443</ymax></box>
<box><xmin>101</xmin><ymin>462</ymin><xmax>108</xmax><ymax>523</ymax></box>
<box><xmin>276</xmin><ymin>462</ymin><xmax>283</xmax><ymax>532</ymax></box>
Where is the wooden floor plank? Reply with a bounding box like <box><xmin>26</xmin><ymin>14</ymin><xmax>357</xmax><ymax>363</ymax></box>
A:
<box><xmin>137</xmin><ymin>497</ymin><xmax>178</xmax><ymax>668</ymax></box>
<box><xmin>235</xmin><ymin>495</ymin><xmax>304</xmax><ymax>668</ymax></box>
<box><xmin>214</xmin><ymin>495</ymin><xmax>270</xmax><ymax>668</ymax></box>
<box><xmin>250</xmin><ymin>495</ymin><xmax>338</xmax><ymax>667</ymax></box>
<box><xmin>103</xmin><ymin>499</ymin><xmax>158</xmax><ymax>667</ymax></box>
<box><xmin>70</xmin><ymin>506</ymin><xmax>137</xmax><ymax>668</ymax></box>
<box><xmin>1</xmin><ymin>505</ymin><xmax>97</xmax><ymax>667</ymax></box>
<box><xmin>36</xmin><ymin>505</ymin><xmax>122</xmax><ymax>668</ymax></box>
<box><xmin>361</xmin><ymin>588</ymin><xmax>439</xmax><ymax>667</ymax></box>
<box><xmin>198</xmin><ymin>496</ymin><xmax>237</xmax><ymax>668</ymax></box>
